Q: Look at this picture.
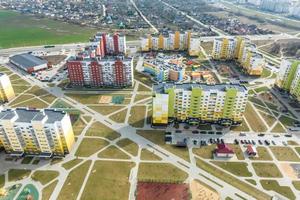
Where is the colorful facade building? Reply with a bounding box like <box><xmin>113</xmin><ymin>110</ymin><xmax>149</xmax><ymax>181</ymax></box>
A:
<box><xmin>140</xmin><ymin>31</ymin><xmax>201</xmax><ymax>56</ymax></box>
<box><xmin>0</xmin><ymin>73</ymin><xmax>15</xmax><ymax>103</ymax></box>
<box><xmin>276</xmin><ymin>60</ymin><xmax>300</xmax><ymax>101</ymax></box>
<box><xmin>143</xmin><ymin>54</ymin><xmax>185</xmax><ymax>82</ymax></box>
<box><xmin>67</xmin><ymin>56</ymin><xmax>133</xmax><ymax>87</ymax></box>
<box><xmin>152</xmin><ymin>83</ymin><xmax>248</xmax><ymax>126</ymax></box>
<box><xmin>212</xmin><ymin>37</ymin><xmax>265</xmax><ymax>76</ymax></box>
<box><xmin>67</xmin><ymin>33</ymin><xmax>133</xmax><ymax>88</ymax></box>
<box><xmin>91</xmin><ymin>32</ymin><xmax>126</xmax><ymax>56</ymax></box>
<box><xmin>0</xmin><ymin>108</ymin><xmax>75</xmax><ymax>157</ymax></box>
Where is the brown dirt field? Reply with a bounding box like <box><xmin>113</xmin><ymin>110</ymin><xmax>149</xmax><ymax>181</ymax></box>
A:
<box><xmin>136</xmin><ymin>182</ymin><xmax>189</xmax><ymax>200</ymax></box>
<box><xmin>280</xmin><ymin>163</ymin><xmax>298</xmax><ymax>179</ymax></box>
<box><xmin>41</xmin><ymin>55</ymin><xmax>67</xmax><ymax>65</ymax></box>
<box><xmin>190</xmin><ymin>180</ymin><xmax>220</xmax><ymax>200</ymax></box>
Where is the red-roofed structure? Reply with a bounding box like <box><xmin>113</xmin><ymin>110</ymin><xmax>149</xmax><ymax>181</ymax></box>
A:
<box><xmin>246</xmin><ymin>145</ymin><xmax>257</xmax><ymax>157</ymax></box>
<box><xmin>215</xmin><ymin>144</ymin><xmax>234</xmax><ymax>158</ymax></box>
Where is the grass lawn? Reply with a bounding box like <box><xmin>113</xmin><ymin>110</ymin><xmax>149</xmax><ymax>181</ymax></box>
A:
<box><xmin>265</xmin><ymin>102</ymin><xmax>278</xmax><ymax>111</ymax></box>
<box><xmin>255</xmin><ymin>105</ymin><xmax>273</xmax><ymax>115</ymax></box>
<box><xmin>81</xmin><ymin>161</ymin><xmax>134</xmax><ymax>200</ymax></box>
<box><xmin>58</xmin><ymin>161</ymin><xmax>91</xmax><ymax>200</ymax></box>
<box><xmin>252</xmin><ymin>163</ymin><xmax>282</xmax><ymax>178</ymax></box>
<box><xmin>8</xmin><ymin>169</ymin><xmax>31</xmax><ymax>182</ymax></box>
<box><xmin>62</xmin><ymin>159</ymin><xmax>83</xmax><ymax>170</ymax></box>
<box><xmin>31</xmin><ymin>170</ymin><xmax>59</xmax><ymax>185</ymax></box>
<box><xmin>42</xmin><ymin>180</ymin><xmax>58</xmax><ymax>200</ymax></box>
<box><xmin>117</xmin><ymin>138</ymin><xmax>139</xmax><ymax>156</ymax></box>
<box><xmin>88</xmin><ymin>105</ymin><xmax>125</xmax><ymax>115</ymax></box>
<box><xmin>109</xmin><ymin>108</ymin><xmax>127</xmax><ymax>123</ymax></box>
<box><xmin>249</xmin><ymin>97</ymin><xmax>265</xmax><ymax>107</ymax></box>
<box><xmin>66</xmin><ymin>94</ymin><xmax>102</xmax><ymax>104</ymax></box>
<box><xmin>138</xmin><ymin>163</ymin><xmax>188</xmax><ymax>182</ymax></box>
<box><xmin>258</xmin><ymin>111</ymin><xmax>276</xmax><ymax>127</ymax></box>
<box><xmin>27</xmin><ymin>86</ymin><xmax>48</xmax><ymax>96</ymax></box>
<box><xmin>244</xmin><ymin>103</ymin><xmax>267</xmax><ymax>132</ymax></box>
<box><xmin>21</xmin><ymin>157</ymin><xmax>33</xmax><ymax>164</ymax></box>
<box><xmin>292</xmin><ymin>181</ymin><xmax>300</xmax><ymax>191</ymax></box>
<box><xmin>271</xmin><ymin>122</ymin><xmax>286</xmax><ymax>133</ymax></box>
<box><xmin>98</xmin><ymin>145</ymin><xmax>130</xmax><ymax>159</ymax></box>
<box><xmin>279</xmin><ymin>116</ymin><xmax>299</xmax><ymax>128</ymax></box>
<box><xmin>195</xmin><ymin>158</ymin><xmax>271</xmax><ymax>200</ymax></box>
<box><xmin>134</xmin><ymin>70</ymin><xmax>155</xmax><ymax>86</ymax></box>
<box><xmin>72</xmin><ymin>117</ymin><xmax>86</xmax><ymax>136</ymax></box>
<box><xmin>137</xmin><ymin>130</ymin><xmax>190</xmax><ymax>162</ymax></box>
<box><xmin>140</xmin><ymin>149</ymin><xmax>161</xmax><ymax>161</ymax></box>
<box><xmin>75</xmin><ymin>138</ymin><xmax>109</xmax><ymax>157</ymax></box>
<box><xmin>40</xmin><ymin>94</ymin><xmax>57</xmax><ymax>104</ymax></box>
<box><xmin>13</xmin><ymin>85</ymin><xmax>31</xmax><ymax>94</ymax></box>
<box><xmin>250</xmin><ymin>147</ymin><xmax>272</xmax><ymax>161</ymax></box>
<box><xmin>0</xmin><ymin>10</ymin><xmax>97</xmax><ymax>48</ymax></box>
<box><xmin>137</xmin><ymin>84</ymin><xmax>151</xmax><ymax>92</ymax></box>
<box><xmin>260</xmin><ymin>180</ymin><xmax>295</xmax><ymax>200</ymax></box>
<box><xmin>0</xmin><ymin>174</ymin><xmax>4</xmax><ymax>188</ymax></box>
<box><xmin>9</xmin><ymin>94</ymin><xmax>34</xmax><ymax>105</ymax></box>
<box><xmin>287</xmin><ymin>140</ymin><xmax>298</xmax><ymax>145</ymax></box>
<box><xmin>128</xmin><ymin>106</ymin><xmax>146</xmax><ymax>128</ymax></box>
<box><xmin>230</xmin><ymin>119</ymin><xmax>250</xmax><ymax>132</ymax></box>
<box><xmin>82</xmin><ymin>115</ymin><xmax>92</xmax><ymax>123</ymax></box>
<box><xmin>12</xmin><ymin>98</ymin><xmax>48</xmax><ymax>108</ymax></box>
<box><xmin>254</xmin><ymin>86</ymin><xmax>269</xmax><ymax>93</ymax></box>
<box><xmin>211</xmin><ymin>161</ymin><xmax>252</xmax><ymax>177</ymax></box>
<box><xmin>261</xmin><ymin>68</ymin><xmax>272</xmax><ymax>78</ymax></box>
<box><xmin>134</xmin><ymin>94</ymin><xmax>151</xmax><ymax>102</ymax></box>
<box><xmin>85</xmin><ymin>122</ymin><xmax>120</xmax><ymax>140</ymax></box>
<box><xmin>193</xmin><ymin>145</ymin><xmax>216</xmax><ymax>159</ymax></box>
<box><xmin>228</xmin><ymin>144</ymin><xmax>245</xmax><ymax>160</ymax></box>
<box><xmin>245</xmin><ymin>179</ymin><xmax>257</xmax><ymax>185</ymax></box>
<box><xmin>270</xmin><ymin>146</ymin><xmax>300</xmax><ymax>161</ymax></box>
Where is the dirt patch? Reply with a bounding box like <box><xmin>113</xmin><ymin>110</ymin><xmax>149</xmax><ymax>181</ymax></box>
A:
<box><xmin>41</xmin><ymin>55</ymin><xmax>67</xmax><ymax>65</ymax></box>
<box><xmin>98</xmin><ymin>96</ymin><xmax>112</xmax><ymax>104</ymax></box>
<box><xmin>136</xmin><ymin>182</ymin><xmax>189</xmax><ymax>200</ymax></box>
<box><xmin>280</xmin><ymin>163</ymin><xmax>298</xmax><ymax>179</ymax></box>
<box><xmin>190</xmin><ymin>180</ymin><xmax>220</xmax><ymax>200</ymax></box>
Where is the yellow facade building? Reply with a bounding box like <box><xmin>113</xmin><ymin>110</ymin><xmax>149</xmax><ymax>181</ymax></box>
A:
<box><xmin>0</xmin><ymin>73</ymin><xmax>15</xmax><ymax>103</ymax></box>
<box><xmin>0</xmin><ymin>108</ymin><xmax>75</xmax><ymax>157</ymax></box>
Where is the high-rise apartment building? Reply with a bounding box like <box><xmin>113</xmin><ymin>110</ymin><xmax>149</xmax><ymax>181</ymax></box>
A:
<box><xmin>212</xmin><ymin>37</ymin><xmax>265</xmax><ymax>75</ymax></box>
<box><xmin>276</xmin><ymin>60</ymin><xmax>300</xmax><ymax>101</ymax></box>
<box><xmin>152</xmin><ymin>83</ymin><xmax>248</xmax><ymax>126</ymax></box>
<box><xmin>0</xmin><ymin>73</ymin><xmax>15</xmax><ymax>103</ymax></box>
<box><xmin>67</xmin><ymin>33</ymin><xmax>133</xmax><ymax>88</ymax></box>
<box><xmin>0</xmin><ymin>108</ymin><xmax>75</xmax><ymax>157</ymax></box>
<box><xmin>140</xmin><ymin>31</ymin><xmax>201</xmax><ymax>56</ymax></box>
<box><xmin>67</xmin><ymin>56</ymin><xmax>133</xmax><ymax>87</ymax></box>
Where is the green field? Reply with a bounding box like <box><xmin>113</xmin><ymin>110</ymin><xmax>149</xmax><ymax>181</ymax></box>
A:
<box><xmin>0</xmin><ymin>9</ymin><xmax>97</xmax><ymax>48</ymax></box>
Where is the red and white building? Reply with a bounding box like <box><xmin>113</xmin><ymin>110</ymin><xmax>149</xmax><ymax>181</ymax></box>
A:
<box><xmin>67</xmin><ymin>56</ymin><xmax>133</xmax><ymax>87</ymax></box>
<box><xmin>91</xmin><ymin>33</ymin><xmax>126</xmax><ymax>57</ymax></box>
<box><xmin>67</xmin><ymin>32</ymin><xmax>132</xmax><ymax>88</ymax></box>
<box><xmin>246</xmin><ymin>145</ymin><xmax>257</xmax><ymax>157</ymax></box>
<box><xmin>215</xmin><ymin>144</ymin><xmax>235</xmax><ymax>158</ymax></box>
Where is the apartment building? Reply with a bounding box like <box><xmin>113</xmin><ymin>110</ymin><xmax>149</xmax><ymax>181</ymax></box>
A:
<box><xmin>91</xmin><ymin>32</ymin><xmax>126</xmax><ymax>56</ymax></box>
<box><xmin>67</xmin><ymin>33</ymin><xmax>133</xmax><ymax>88</ymax></box>
<box><xmin>152</xmin><ymin>83</ymin><xmax>248</xmax><ymax>126</ymax></box>
<box><xmin>212</xmin><ymin>37</ymin><xmax>265</xmax><ymax>75</ymax></box>
<box><xmin>67</xmin><ymin>56</ymin><xmax>133</xmax><ymax>87</ymax></box>
<box><xmin>0</xmin><ymin>108</ymin><xmax>75</xmax><ymax>157</ymax></box>
<box><xmin>140</xmin><ymin>31</ymin><xmax>201</xmax><ymax>56</ymax></box>
<box><xmin>276</xmin><ymin>60</ymin><xmax>300</xmax><ymax>101</ymax></box>
<box><xmin>0</xmin><ymin>73</ymin><xmax>15</xmax><ymax>103</ymax></box>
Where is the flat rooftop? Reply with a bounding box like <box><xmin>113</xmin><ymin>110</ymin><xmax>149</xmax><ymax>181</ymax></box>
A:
<box><xmin>10</xmin><ymin>53</ymin><xmax>47</xmax><ymax>69</ymax></box>
<box><xmin>0</xmin><ymin>108</ymin><xmax>66</xmax><ymax>124</ymax></box>
<box><xmin>153</xmin><ymin>83</ymin><xmax>248</xmax><ymax>93</ymax></box>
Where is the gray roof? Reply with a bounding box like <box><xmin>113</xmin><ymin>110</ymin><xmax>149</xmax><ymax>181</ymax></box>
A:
<box><xmin>0</xmin><ymin>108</ymin><xmax>66</xmax><ymax>124</ymax></box>
<box><xmin>10</xmin><ymin>53</ymin><xmax>47</xmax><ymax>69</ymax></box>
<box><xmin>153</xmin><ymin>83</ymin><xmax>248</xmax><ymax>93</ymax></box>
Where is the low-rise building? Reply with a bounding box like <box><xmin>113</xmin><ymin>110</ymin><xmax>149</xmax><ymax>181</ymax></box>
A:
<box><xmin>215</xmin><ymin>144</ymin><xmax>235</xmax><ymax>158</ymax></box>
<box><xmin>246</xmin><ymin>145</ymin><xmax>257</xmax><ymax>157</ymax></box>
<box><xmin>0</xmin><ymin>108</ymin><xmax>75</xmax><ymax>157</ymax></box>
<box><xmin>152</xmin><ymin>83</ymin><xmax>248</xmax><ymax>126</ymax></box>
<box><xmin>0</xmin><ymin>73</ymin><xmax>15</xmax><ymax>103</ymax></box>
<box><xmin>10</xmin><ymin>53</ymin><xmax>48</xmax><ymax>73</ymax></box>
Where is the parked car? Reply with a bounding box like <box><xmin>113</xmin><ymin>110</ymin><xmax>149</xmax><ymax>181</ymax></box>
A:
<box><xmin>272</xmin><ymin>141</ymin><xmax>276</xmax><ymax>145</ymax></box>
<box><xmin>234</xmin><ymin>139</ymin><xmax>239</xmax><ymax>145</ymax></box>
<box><xmin>282</xmin><ymin>141</ymin><xmax>287</xmax><ymax>146</ymax></box>
<box><xmin>264</xmin><ymin>140</ymin><xmax>270</xmax><ymax>145</ymax></box>
<box><xmin>192</xmin><ymin>130</ymin><xmax>199</xmax><ymax>134</ymax></box>
<box><xmin>258</xmin><ymin>140</ymin><xmax>263</xmax><ymax>145</ymax></box>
